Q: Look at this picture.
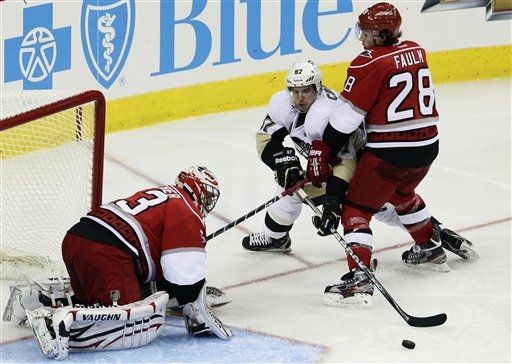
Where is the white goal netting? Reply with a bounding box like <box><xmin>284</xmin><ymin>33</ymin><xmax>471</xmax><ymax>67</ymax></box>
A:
<box><xmin>1</xmin><ymin>90</ymin><xmax>105</xmax><ymax>280</ymax></box>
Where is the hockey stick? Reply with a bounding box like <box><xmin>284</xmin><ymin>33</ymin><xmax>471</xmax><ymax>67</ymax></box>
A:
<box><xmin>296</xmin><ymin>188</ymin><xmax>447</xmax><ymax>328</ymax></box>
<box><xmin>205</xmin><ymin>179</ymin><xmax>309</xmax><ymax>242</ymax></box>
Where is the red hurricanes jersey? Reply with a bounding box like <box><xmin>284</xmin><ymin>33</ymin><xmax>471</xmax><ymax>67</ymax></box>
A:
<box><xmin>341</xmin><ymin>40</ymin><xmax>439</xmax><ymax>151</ymax></box>
<box><xmin>87</xmin><ymin>185</ymin><xmax>205</xmax><ymax>284</ymax></box>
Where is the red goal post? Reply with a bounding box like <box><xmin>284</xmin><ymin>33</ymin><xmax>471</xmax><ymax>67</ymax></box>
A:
<box><xmin>1</xmin><ymin>90</ymin><xmax>106</xmax><ymax>280</ymax></box>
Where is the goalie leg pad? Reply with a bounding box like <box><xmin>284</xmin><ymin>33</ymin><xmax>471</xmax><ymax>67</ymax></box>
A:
<box><xmin>27</xmin><ymin>292</ymin><xmax>169</xmax><ymax>360</ymax></box>
<box><xmin>68</xmin><ymin>291</ymin><xmax>168</xmax><ymax>352</ymax></box>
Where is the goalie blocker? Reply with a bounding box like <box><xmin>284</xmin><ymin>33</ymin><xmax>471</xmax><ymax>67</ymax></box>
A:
<box><xmin>25</xmin><ymin>285</ymin><xmax>232</xmax><ymax>360</ymax></box>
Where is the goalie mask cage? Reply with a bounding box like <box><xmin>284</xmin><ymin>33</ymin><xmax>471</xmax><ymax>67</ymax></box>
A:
<box><xmin>1</xmin><ymin>90</ymin><xmax>105</xmax><ymax>280</ymax></box>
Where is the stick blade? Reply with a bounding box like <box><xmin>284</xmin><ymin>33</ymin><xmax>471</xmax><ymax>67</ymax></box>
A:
<box><xmin>407</xmin><ymin>313</ymin><xmax>447</xmax><ymax>327</ymax></box>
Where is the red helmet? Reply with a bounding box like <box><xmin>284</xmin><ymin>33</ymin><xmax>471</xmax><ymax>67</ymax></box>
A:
<box><xmin>358</xmin><ymin>2</ymin><xmax>402</xmax><ymax>35</ymax></box>
<box><xmin>175</xmin><ymin>166</ymin><xmax>220</xmax><ymax>218</ymax></box>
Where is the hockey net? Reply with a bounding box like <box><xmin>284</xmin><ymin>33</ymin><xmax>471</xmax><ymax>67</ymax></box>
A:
<box><xmin>1</xmin><ymin>90</ymin><xmax>105</xmax><ymax>280</ymax></box>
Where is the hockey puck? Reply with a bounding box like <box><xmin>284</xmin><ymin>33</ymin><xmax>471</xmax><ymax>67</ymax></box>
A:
<box><xmin>402</xmin><ymin>340</ymin><xmax>415</xmax><ymax>349</ymax></box>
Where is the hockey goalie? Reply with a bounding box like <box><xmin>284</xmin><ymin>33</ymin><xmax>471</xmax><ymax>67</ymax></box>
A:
<box><xmin>3</xmin><ymin>166</ymin><xmax>233</xmax><ymax>359</ymax></box>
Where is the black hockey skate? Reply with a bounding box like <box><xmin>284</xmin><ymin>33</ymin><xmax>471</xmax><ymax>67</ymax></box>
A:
<box><xmin>402</xmin><ymin>230</ymin><xmax>450</xmax><ymax>272</ymax></box>
<box><xmin>323</xmin><ymin>260</ymin><xmax>377</xmax><ymax>308</ymax></box>
<box><xmin>432</xmin><ymin>217</ymin><xmax>479</xmax><ymax>259</ymax></box>
<box><xmin>242</xmin><ymin>232</ymin><xmax>291</xmax><ymax>252</ymax></box>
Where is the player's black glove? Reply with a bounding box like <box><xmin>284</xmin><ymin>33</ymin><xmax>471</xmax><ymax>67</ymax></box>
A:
<box><xmin>312</xmin><ymin>194</ymin><xmax>341</xmax><ymax>236</ymax></box>
<box><xmin>273</xmin><ymin>148</ymin><xmax>304</xmax><ymax>189</ymax></box>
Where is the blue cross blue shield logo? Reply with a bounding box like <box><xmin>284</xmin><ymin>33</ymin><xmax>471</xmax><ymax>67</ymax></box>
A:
<box><xmin>81</xmin><ymin>0</ymin><xmax>135</xmax><ymax>89</ymax></box>
<box><xmin>3</xmin><ymin>4</ymin><xmax>71</xmax><ymax>90</ymax></box>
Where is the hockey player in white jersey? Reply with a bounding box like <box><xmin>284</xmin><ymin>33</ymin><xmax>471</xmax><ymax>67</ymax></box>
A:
<box><xmin>242</xmin><ymin>60</ymin><xmax>362</xmax><ymax>252</ymax></box>
<box><xmin>242</xmin><ymin>60</ymin><xmax>477</xmax><ymax>305</ymax></box>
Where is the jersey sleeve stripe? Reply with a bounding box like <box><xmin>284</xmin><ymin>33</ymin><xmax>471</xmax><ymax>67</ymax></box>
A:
<box><xmin>161</xmin><ymin>250</ymin><xmax>206</xmax><ymax>285</ymax></box>
<box><xmin>366</xmin><ymin>117</ymin><xmax>439</xmax><ymax>132</ymax></box>
<box><xmin>102</xmin><ymin>203</ymin><xmax>157</xmax><ymax>283</ymax></box>
<box><xmin>366</xmin><ymin>135</ymin><xmax>439</xmax><ymax>148</ymax></box>
<box><xmin>83</xmin><ymin>215</ymin><xmax>140</xmax><ymax>257</ymax></box>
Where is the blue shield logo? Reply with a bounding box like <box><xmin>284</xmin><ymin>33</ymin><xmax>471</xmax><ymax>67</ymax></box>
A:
<box><xmin>81</xmin><ymin>0</ymin><xmax>135</xmax><ymax>89</ymax></box>
<box><xmin>4</xmin><ymin>4</ymin><xmax>71</xmax><ymax>89</ymax></box>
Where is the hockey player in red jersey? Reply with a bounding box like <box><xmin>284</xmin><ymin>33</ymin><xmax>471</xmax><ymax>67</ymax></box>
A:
<box><xmin>19</xmin><ymin>166</ymin><xmax>232</xmax><ymax>360</ymax></box>
<box><xmin>62</xmin><ymin>165</ymin><xmax>220</xmax><ymax>309</ymax></box>
<box><xmin>306</xmin><ymin>2</ymin><xmax>476</xmax><ymax>307</ymax></box>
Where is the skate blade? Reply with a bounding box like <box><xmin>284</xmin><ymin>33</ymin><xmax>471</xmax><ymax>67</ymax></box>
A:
<box><xmin>443</xmin><ymin>239</ymin><xmax>480</xmax><ymax>260</ymax></box>
<box><xmin>457</xmin><ymin>242</ymin><xmax>479</xmax><ymax>259</ymax></box>
<box><xmin>165</xmin><ymin>308</ymin><xmax>184</xmax><ymax>318</ymax></box>
<box><xmin>404</xmin><ymin>261</ymin><xmax>451</xmax><ymax>273</ymax></box>
<box><xmin>2</xmin><ymin>286</ymin><xmax>21</xmax><ymax>322</ymax></box>
<box><xmin>322</xmin><ymin>293</ymin><xmax>373</xmax><ymax>308</ymax></box>
<box><xmin>245</xmin><ymin>248</ymin><xmax>292</xmax><ymax>253</ymax></box>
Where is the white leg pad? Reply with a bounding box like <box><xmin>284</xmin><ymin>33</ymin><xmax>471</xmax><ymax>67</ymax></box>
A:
<box><xmin>26</xmin><ymin>291</ymin><xmax>169</xmax><ymax>360</ymax></box>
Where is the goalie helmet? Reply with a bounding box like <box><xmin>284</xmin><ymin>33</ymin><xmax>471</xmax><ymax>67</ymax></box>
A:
<box><xmin>357</xmin><ymin>2</ymin><xmax>402</xmax><ymax>36</ymax></box>
<box><xmin>285</xmin><ymin>60</ymin><xmax>323</xmax><ymax>96</ymax></box>
<box><xmin>175</xmin><ymin>166</ymin><xmax>220</xmax><ymax>218</ymax></box>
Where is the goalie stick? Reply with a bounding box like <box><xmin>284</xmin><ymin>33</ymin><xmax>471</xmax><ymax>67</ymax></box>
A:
<box><xmin>297</xmin><ymin>188</ymin><xmax>447</xmax><ymax>328</ymax></box>
<box><xmin>205</xmin><ymin>178</ymin><xmax>309</xmax><ymax>242</ymax></box>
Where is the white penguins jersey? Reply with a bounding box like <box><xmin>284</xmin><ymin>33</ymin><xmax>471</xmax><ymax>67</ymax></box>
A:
<box><xmin>258</xmin><ymin>88</ymin><xmax>361</xmax><ymax>160</ymax></box>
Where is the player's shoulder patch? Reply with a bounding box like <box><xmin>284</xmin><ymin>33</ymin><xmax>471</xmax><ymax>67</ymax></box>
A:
<box><xmin>350</xmin><ymin>51</ymin><xmax>377</xmax><ymax>68</ymax></box>
<box><xmin>360</xmin><ymin>50</ymin><xmax>373</xmax><ymax>59</ymax></box>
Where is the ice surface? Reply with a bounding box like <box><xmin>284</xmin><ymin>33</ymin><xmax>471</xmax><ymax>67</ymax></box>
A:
<box><xmin>1</xmin><ymin>79</ymin><xmax>510</xmax><ymax>363</ymax></box>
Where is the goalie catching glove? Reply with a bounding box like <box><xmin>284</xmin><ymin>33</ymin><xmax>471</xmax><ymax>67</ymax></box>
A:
<box><xmin>312</xmin><ymin>194</ymin><xmax>341</xmax><ymax>236</ymax></box>
<box><xmin>3</xmin><ymin>277</ymin><xmax>74</xmax><ymax>326</ymax></box>
<box><xmin>273</xmin><ymin>148</ymin><xmax>304</xmax><ymax>189</ymax></box>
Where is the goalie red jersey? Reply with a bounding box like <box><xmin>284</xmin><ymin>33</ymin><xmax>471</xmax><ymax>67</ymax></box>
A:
<box><xmin>62</xmin><ymin>166</ymin><xmax>220</xmax><ymax>306</ymax></box>
<box><xmin>341</xmin><ymin>40</ymin><xmax>439</xmax><ymax>167</ymax></box>
<box><xmin>91</xmin><ymin>185</ymin><xmax>207</xmax><ymax>283</ymax></box>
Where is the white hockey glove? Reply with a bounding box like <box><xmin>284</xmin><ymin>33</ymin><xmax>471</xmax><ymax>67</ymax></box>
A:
<box><xmin>3</xmin><ymin>277</ymin><xmax>73</xmax><ymax>326</ymax></box>
<box><xmin>182</xmin><ymin>285</ymin><xmax>232</xmax><ymax>340</ymax></box>
<box><xmin>3</xmin><ymin>285</ymin><xmax>42</xmax><ymax>325</ymax></box>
